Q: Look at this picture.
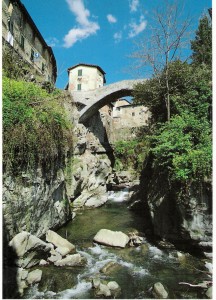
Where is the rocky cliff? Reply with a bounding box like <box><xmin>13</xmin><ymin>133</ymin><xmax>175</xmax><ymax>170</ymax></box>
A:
<box><xmin>130</xmin><ymin>156</ymin><xmax>212</xmax><ymax>254</ymax></box>
<box><xmin>3</xmin><ymin>94</ymin><xmax>113</xmax><ymax>240</ymax></box>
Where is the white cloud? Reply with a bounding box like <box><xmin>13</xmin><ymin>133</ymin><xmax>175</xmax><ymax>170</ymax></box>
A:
<box><xmin>129</xmin><ymin>0</ymin><xmax>139</xmax><ymax>12</ymax></box>
<box><xmin>128</xmin><ymin>15</ymin><xmax>147</xmax><ymax>38</ymax></box>
<box><xmin>114</xmin><ymin>31</ymin><xmax>122</xmax><ymax>43</ymax></box>
<box><xmin>46</xmin><ymin>37</ymin><xmax>59</xmax><ymax>47</ymax></box>
<box><xmin>63</xmin><ymin>0</ymin><xmax>100</xmax><ymax>48</ymax></box>
<box><xmin>107</xmin><ymin>14</ymin><xmax>117</xmax><ymax>23</ymax></box>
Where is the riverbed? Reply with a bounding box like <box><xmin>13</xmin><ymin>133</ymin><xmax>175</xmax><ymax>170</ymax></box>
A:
<box><xmin>24</xmin><ymin>189</ymin><xmax>211</xmax><ymax>299</ymax></box>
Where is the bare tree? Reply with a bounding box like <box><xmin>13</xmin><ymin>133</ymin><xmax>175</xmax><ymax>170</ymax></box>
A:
<box><xmin>131</xmin><ymin>0</ymin><xmax>192</xmax><ymax>121</ymax></box>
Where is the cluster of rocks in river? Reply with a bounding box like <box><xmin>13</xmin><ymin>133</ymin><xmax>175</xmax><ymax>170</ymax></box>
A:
<box><xmin>7</xmin><ymin>226</ymin><xmax>212</xmax><ymax>298</ymax></box>
<box><xmin>92</xmin><ymin>278</ymin><xmax>121</xmax><ymax>298</ymax></box>
<box><xmin>6</xmin><ymin>227</ymin><xmax>149</xmax><ymax>297</ymax></box>
<box><xmin>8</xmin><ymin>230</ymin><xmax>86</xmax><ymax>296</ymax></box>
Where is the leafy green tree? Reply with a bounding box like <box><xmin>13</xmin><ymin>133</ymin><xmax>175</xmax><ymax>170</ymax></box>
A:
<box><xmin>132</xmin><ymin>10</ymin><xmax>212</xmax><ymax>189</ymax></box>
<box><xmin>151</xmin><ymin>113</ymin><xmax>212</xmax><ymax>184</ymax></box>
<box><xmin>191</xmin><ymin>15</ymin><xmax>212</xmax><ymax>66</ymax></box>
<box><xmin>133</xmin><ymin>60</ymin><xmax>212</xmax><ymax>123</ymax></box>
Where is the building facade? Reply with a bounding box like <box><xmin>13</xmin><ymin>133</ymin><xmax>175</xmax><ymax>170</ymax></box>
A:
<box><xmin>67</xmin><ymin>63</ymin><xmax>106</xmax><ymax>92</ymax></box>
<box><xmin>112</xmin><ymin>99</ymin><xmax>150</xmax><ymax>127</ymax></box>
<box><xmin>2</xmin><ymin>0</ymin><xmax>57</xmax><ymax>83</ymax></box>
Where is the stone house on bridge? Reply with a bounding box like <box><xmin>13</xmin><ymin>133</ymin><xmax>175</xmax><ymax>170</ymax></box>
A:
<box><xmin>67</xmin><ymin>63</ymin><xmax>106</xmax><ymax>92</ymax></box>
<box><xmin>2</xmin><ymin>0</ymin><xmax>57</xmax><ymax>83</ymax></box>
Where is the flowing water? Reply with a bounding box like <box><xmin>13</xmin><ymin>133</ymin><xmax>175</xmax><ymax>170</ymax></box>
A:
<box><xmin>24</xmin><ymin>189</ymin><xmax>211</xmax><ymax>299</ymax></box>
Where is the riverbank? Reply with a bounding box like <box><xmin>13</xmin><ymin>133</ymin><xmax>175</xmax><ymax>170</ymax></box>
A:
<box><xmin>5</xmin><ymin>188</ymin><xmax>211</xmax><ymax>299</ymax></box>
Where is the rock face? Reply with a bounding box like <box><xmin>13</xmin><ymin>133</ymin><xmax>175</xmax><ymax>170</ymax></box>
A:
<box><xmin>3</xmin><ymin>168</ymin><xmax>71</xmax><ymax>240</ymax></box>
<box><xmin>131</xmin><ymin>158</ymin><xmax>212</xmax><ymax>251</ymax></box>
<box><xmin>93</xmin><ymin>229</ymin><xmax>130</xmax><ymax>248</ymax></box>
<box><xmin>3</xmin><ymin>99</ymin><xmax>113</xmax><ymax>240</ymax></box>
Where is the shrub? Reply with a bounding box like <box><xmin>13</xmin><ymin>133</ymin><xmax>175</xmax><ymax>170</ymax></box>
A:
<box><xmin>113</xmin><ymin>139</ymin><xmax>150</xmax><ymax>172</ymax></box>
<box><xmin>3</xmin><ymin>76</ymin><xmax>73</xmax><ymax>174</ymax></box>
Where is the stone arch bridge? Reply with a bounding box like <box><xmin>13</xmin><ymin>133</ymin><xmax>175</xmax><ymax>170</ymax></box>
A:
<box><xmin>70</xmin><ymin>79</ymin><xmax>145</xmax><ymax>123</ymax></box>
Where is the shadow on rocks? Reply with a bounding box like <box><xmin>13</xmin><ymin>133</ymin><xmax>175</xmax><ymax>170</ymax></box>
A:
<box><xmin>3</xmin><ymin>217</ymin><xmax>20</xmax><ymax>299</ymax></box>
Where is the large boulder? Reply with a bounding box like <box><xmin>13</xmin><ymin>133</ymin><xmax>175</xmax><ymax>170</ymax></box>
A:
<box><xmin>54</xmin><ymin>253</ymin><xmax>86</xmax><ymax>267</ymax></box>
<box><xmin>100</xmin><ymin>261</ymin><xmax>122</xmax><ymax>275</ymax></box>
<box><xmin>152</xmin><ymin>282</ymin><xmax>168</xmax><ymax>299</ymax></box>
<box><xmin>206</xmin><ymin>286</ymin><xmax>212</xmax><ymax>299</ymax></box>
<box><xmin>95</xmin><ymin>283</ymin><xmax>111</xmax><ymax>297</ymax></box>
<box><xmin>46</xmin><ymin>230</ymin><xmax>75</xmax><ymax>255</ymax></box>
<box><xmin>26</xmin><ymin>269</ymin><xmax>42</xmax><ymax>285</ymax></box>
<box><xmin>85</xmin><ymin>195</ymin><xmax>108</xmax><ymax>208</ymax></box>
<box><xmin>9</xmin><ymin>231</ymin><xmax>51</xmax><ymax>257</ymax></box>
<box><xmin>9</xmin><ymin>231</ymin><xmax>52</xmax><ymax>268</ymax></box>
<box><xmin>93</xmin><ymin>229</ymin><xmax>129</xmax><ymax>248</ymax></box>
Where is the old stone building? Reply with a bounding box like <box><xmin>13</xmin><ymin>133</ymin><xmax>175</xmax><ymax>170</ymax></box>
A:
<box><xmin>112</xmin><ymin>99</ymin><xmax>150</xmax><ymax>127</ymax></box>
<box><xmin>2</xmin><ymin>0</ymin><xmax>57</xmax><ymax>83</ymax></box>
<box><xmin>111</xmin><ymin>99</ymin><xmax>150</xmax><ymax>141</ymax></box>
<box><xmin>67</xmin><ymin>63</ymin><xmax>106</xmax><ymax>92</ymax></box>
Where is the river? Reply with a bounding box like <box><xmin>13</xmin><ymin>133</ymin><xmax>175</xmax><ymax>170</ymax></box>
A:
<box><xmin>24</xmin><ymin>189</ymin><xmax>211</xmax><ymax>299</ymax></box>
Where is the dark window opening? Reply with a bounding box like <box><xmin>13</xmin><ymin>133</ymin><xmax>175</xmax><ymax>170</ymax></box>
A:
<box><xmin>77</xmin><ymin>84</ymin><xmax>82</xmax><ymax>91</ymax></box>
<box><xmin>8</xmin><ymin>20</ymin><xmax>14</xmax><ymax>35</ymax></box>
<box><xmin>78</xmin><ymin>69</ymin><xmax>82</xmax><ymax>76</ymax></box>
<box><xmin>30</xmin><ymin>49</ymin><xmax>34</xmax><ymax>61</ymax></box>
<box><xmin>42</xmin><ymin>63</ymin><xmax>45</xmax><ymax>72</ymax></box>
<box><xmin>20</xmin><ymin>35</ymin><xmax>25</xmax><ymax>49</ymax></box>
<box><xmin>132</xmin><ymin>112</ymin><xmax>135</xmax><ymax>116</ymax></box>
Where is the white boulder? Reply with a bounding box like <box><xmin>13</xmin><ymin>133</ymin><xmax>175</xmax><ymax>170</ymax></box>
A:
<box><xmin>54</xmin><ymin>253</ymin><xmax>86</xmax><ymax>267</ymax></box>
<box><xmin>152</xmin><ymin>282</ymin><xmax>168</xmax><ymax>299</ymax></box>
<box><xmin>93</xmin><ymin>229</ymin><xmax>129</xmax><ymax>248</ymax></box>
<box><xmin>26</xmin><ymin>269</ymin><xmax>42</xmax><ymax>285</ymax></box>
<box><xmin>107</xmin><ymin>281</ymin><xmax>120</xmax><ymax>291</ymax></box>
<box><xmin>95</xmin><ymin>283</ymin><xmax>111</xmax><ymax>297</ymax></box>
<box><xmin>9</xmin><ymin>231</ymin><xmax>51</xmax><ymax>257</ymax></box>
<box><xmin>9</xmin><ymin>231</ymin><xmax>52</xmax><ymax>268</ymax></box>
<box><xmin>46</xmin><ymin>230</ymin><xmax>75</xmax><ymax>254</ymax></box>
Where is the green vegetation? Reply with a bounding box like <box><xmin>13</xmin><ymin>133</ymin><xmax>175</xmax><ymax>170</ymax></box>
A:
<box><xmin>151</xmin><ymin>113</ymin><xmax>211</xmax><ymax>183</ymax></box>
<box><xmin>113</xmin><ymin>139</ymin><xmax>150</xmax><ymax>173</ymax></box>
<box><xmin>132</xmin><ymin>14</ymin><xmax>212</xmax><ymax>187</ymax></box>
<box><xmin>3</xmin><ymin>76</ymin><xmax>73</xmax><ymax>174</ymax></box>
<box><xmin>191</xmin><ymin>15</ymin><xmax>212</xmax><ymax>67</ymax></box>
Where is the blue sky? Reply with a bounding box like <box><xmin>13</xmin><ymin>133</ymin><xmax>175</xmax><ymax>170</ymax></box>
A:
<box><xmin>21</xmin><ymin>0</ymin><xmax>212</xmax><ymax>89</ymax></box>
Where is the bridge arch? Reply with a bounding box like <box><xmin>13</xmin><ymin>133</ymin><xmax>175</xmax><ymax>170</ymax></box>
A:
<box><xmin>72</xmin><ymin>79</ymin><xmax>145</xmax><ymax>123</ymax></box>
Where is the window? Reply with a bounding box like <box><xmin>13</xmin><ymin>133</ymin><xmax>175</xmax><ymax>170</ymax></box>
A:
<box><xmin>8</xmin><ymin>20</ymin><xmax>14</xmax><ymax>35</ymax></box>
<box><xmin>20</xmin><ymin>35</ymin><xmax>25</xmax><ymax>49</ymax></box>
<box><xmin>132</xmin><ymin>112</ymin><xmax>135</xmax><ymax>116</ymax></box>
<box><xmin>77</xmin><ymin>84</ymin><xmax>82</xmax><ymax>91</ymax></box>
<box><xmin>78</xmin><ymin>69</ymin><xmax>82</xmax><ymax>76</ymax></box>
<box><xmin>42</xmin><ymin>63</ymin><xmax>45</xmax><ymax>72</ymax></box>
<box><xmin>30</xmin><ymin>49</ymin><xmax>34</xmax><ymax>61</ymax></box>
